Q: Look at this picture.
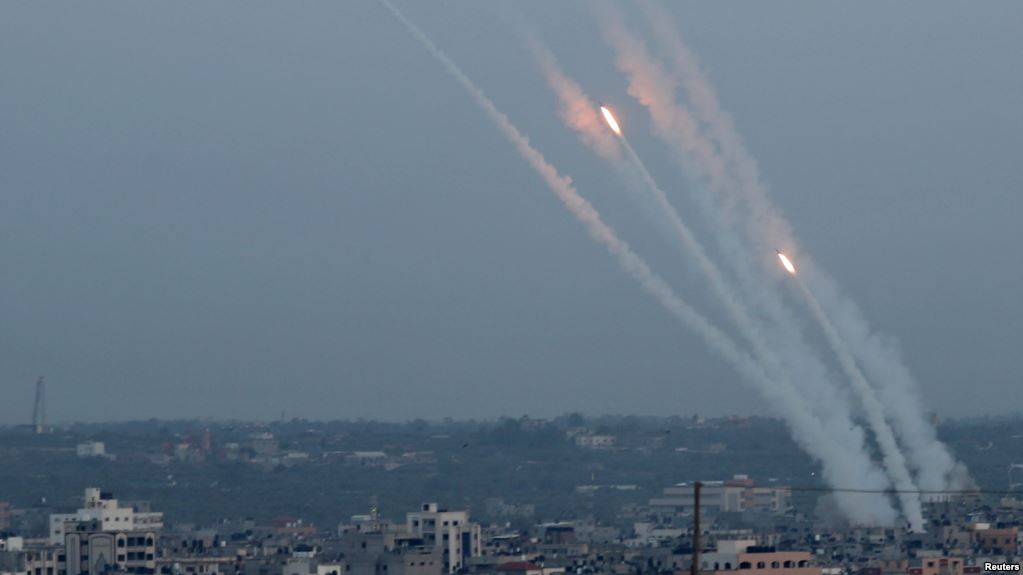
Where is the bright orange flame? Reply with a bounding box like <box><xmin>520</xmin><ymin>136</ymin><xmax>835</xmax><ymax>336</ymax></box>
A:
<box><xmin>777</xmin><ymin>252</ymin><xmax>796</xmax><ymax>275</ymax></box>
<box><xmin>600</xmin><ymin>106</ymin><xmax>622</xmax><ymax>136</ymax></box>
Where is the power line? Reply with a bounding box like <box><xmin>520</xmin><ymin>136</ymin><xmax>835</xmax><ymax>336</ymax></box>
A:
<box><xmin>787</xmin><ymin>486</ymin><xmax>1017</xmax><ymax>496</ymax></box>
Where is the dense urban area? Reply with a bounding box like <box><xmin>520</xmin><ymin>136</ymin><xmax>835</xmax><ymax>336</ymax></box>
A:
<box><xmin>3</xmin><ymin>415</ymin><xmax>1023</xmax><ymax>575</ymax></box>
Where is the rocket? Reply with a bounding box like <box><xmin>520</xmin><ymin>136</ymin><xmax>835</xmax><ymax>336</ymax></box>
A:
<box><xmin>776</xmin><ymin>250</ymin><xmax>796</xmax><ymax>275</ymax></box>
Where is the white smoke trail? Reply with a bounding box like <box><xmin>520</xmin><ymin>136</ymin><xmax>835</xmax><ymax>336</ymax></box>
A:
<box><xmin>530</xmin><ymin>40</ymin><xmax>779</xmax><ymax>375</ymax></box>
<box><xmin>374</xmin><ymin>2</ymin><xmax>898</xmax><ymax>525</ymax></box>
<box><xmin>635</xmin><ymin>0</ymin><xmax>968</xmax><ymax>495</ymax></box>
<box><xmin>526</xmin><ymin>39</ymin><xmax>897</xmax><ymax>526</ymax></box>
<box><xmin>788</xmin><ymin>271</ymin><xmax>924</xmax><ymax>531</ymax></box>
<box><xmin>591</xmin><ymin>4</ymin><xmax>920</xmax><ymax>525</ymax></box>
<box><xmin>624</xmin><ymin>121</ymin><xmax>927</xmax><ymax>529</ymax></box>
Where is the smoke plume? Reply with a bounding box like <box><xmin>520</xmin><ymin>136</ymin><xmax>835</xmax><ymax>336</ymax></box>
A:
<box><xmin>524</xmin><ymin>35</ymin><xmax>899</xmax><ymax>526</ymax></box>
<box><xmin>374</xmin><ymin>4</ymin><xmax>899</xmax><ymax>524</ymax></box>
<box><xmin>632</xmin><ymin>0</ymin><xmax>969</xmax><ymax>496</ymax></box>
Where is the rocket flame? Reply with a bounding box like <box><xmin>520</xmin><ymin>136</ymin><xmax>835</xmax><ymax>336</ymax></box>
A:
<box><xmin>600</xmin><ymin>106</ymin><xmax>622</xmax><ymax>136</ymax></box>
<box><xmin>777</xmin><ymin>252</ymin><xmax>796</xmax><ymax>275</ymax></box>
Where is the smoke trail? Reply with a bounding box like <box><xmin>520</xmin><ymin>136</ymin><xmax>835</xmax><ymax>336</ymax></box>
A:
<box><xmin>374</xmin><ymin>2</ymin><xmax>898</xmax><ymax>525</ymax></box>
<box><xmin>787</xmin><ymin>271</ymin><xmax>924</xmax><ymax>531</ymax></box>
<box><xmin>634</xmin><ymin>0</ymin><xmax>968</xmax><ymax>495</ymax></box>
<box><xmin>621</xmin><ymin>118</ymin><xmax>927</xmax><ymax>528</ymax></box>
<box><xmin>530</xmin><ymin>39</ymin><xmax>776</xmax><ymax>375</ymax></box>
<box><xmin>525</xmin><ymin>38</ymin><xmax>898</xmax><ymax>526</ymax></box>
<box><xmin>590</xmin><ymin>4</ymin><xmax>922</xmax><ymax>524</ymax></box>
<box><xmin>527</xmin><ymin>41</ymin><xmax>622</xmax><ymax>164</ymax></box>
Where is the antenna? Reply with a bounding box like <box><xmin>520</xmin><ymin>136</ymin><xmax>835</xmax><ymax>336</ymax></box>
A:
<box><xmin>32</xmin><ymin>377</ymin><xmax>46</xmax><ymax>434</ymax></box>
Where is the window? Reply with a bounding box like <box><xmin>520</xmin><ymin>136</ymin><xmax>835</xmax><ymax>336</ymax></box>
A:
<box><xmin>771</xmin><ymin>562</ymin><xmax>780</xmax><ymax>568</ymax></box>
<box><xmin>756</xmin><ymin>563</ymin><xmax>765</xmax><ymax>569</ymax></box>
<box><xmin>783</xmin><ymin>561</ymin><xmax>793</xmax><ymax>568</ymax></box>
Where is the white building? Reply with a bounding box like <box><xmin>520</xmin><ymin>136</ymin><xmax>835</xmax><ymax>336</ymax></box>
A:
<box><xmin>76</xmin><ymin>441</ymin><xmax>112</xmax><ymax>459</ymax></box>
<box><xmin>344</xmin><ymin>451</ymin><xmax>389</xmax><ymax>468</ymax></box>
<box><xmin>49</xmin><ymin>488</ymin><xmax>163</xmax><ymax>544</ymax></box>
<box><xmin>649</xmin><ymin>475</ymin><xmax>791</xmax><ymax>515</ymax></box>
<box><xmin>574</xmin><ymin>435</ymin><xmax>616</xmax><ymax>449</ymax></box>
<box><xmin>406</xmin><ymin>503</ymin><xmax>481</xmax><ymax>573</ymax></box>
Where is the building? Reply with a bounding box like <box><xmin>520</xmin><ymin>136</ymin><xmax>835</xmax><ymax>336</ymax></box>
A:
<box><xmin>0</xmin><ymin>544</ymin><xmax>61</xmax><ymax>575</ymax></box>
<box><xmin>969</xmin><ymin>524</ymin><xmax>1017</xmax><ymax>555</ymax></box>
<box><xmin>537</xmin><ymin>523</ymin><xmax>575</xmax><ymax>545</ymax></box>
<box><xmin>271</xmin><ymin>517</ymin><xmax>316</xmax><ymax>537</ymax></box>
<box><xmin>573</xmin><ymin>436</ymin><xmax>616</xmax><ymax>449</ymax></box>
<box><xmin>649</xmin><ymin>475</ymin><xmax>791</xmax><ymax>515</ymax></box>
<box><xmin>405</xmin><ymin>504</ymin><xmax>480</xmax><ymax>573</ymax></box>
<box><xmin>336</xmin><ymin>510</ymin><xmax>443</xmax><ymax>575</ymax></box>
<box><xmin>697</xmin><ymin>540</ymin><xmax>818</xmax><ymax>575</ymax></box>
<box><xmin>76</xmin><ymin>442</ymin><xmax>104</xmax><ymax>458</ymax></box>
<box><xmin>344</xmin><ymin>452</ymin><xmax>389</xmax><ymax>468</ymax></box>
<box><xmin>905</xmin><ymin>556</ymin><xmax>966</xmax><ymax>575</ymax></box>
<box><xmin>247</xmin><ymin>433</ymin><xmax>279</xmax><ymax>458</ymax></box>
<box><xmin>155</xmin><ymin>556</ymin><xmax>236</xmax><ymax>575</ymax></box>
<box><xmin>47</xmin><ymin>488</ymin><xmax>162</xmax><ymax>575</ymax></box>
<box><xmin>49</xmin><ymin>488</ymin><xmax>163</xmax><ymax>545</ymax></box>
<box><xmin>62</xmin><ymin>518</ymin><xmax>159</xmax><ymax>575</ymax></box>
<box><xmin>483</xmin><ymin>499</ymin><xmax>534</xmax><ymax>519</ymax></box>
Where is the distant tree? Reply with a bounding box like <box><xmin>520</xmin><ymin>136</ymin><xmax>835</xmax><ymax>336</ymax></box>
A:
<box><xmin>564</xmin><ymin>412</ymin><xmax>586</xmax><ymax>427</ymax></box>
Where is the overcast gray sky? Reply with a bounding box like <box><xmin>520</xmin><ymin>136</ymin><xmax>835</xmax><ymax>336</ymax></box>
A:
<box><xmin>1</xmin><ymin>1</ymin><xmax>1020</xmax><ymax>424</ymax></box>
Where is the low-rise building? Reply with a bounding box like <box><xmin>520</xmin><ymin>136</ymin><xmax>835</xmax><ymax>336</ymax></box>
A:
<box><xmin>650</xmin><ymin>475</ymin><xmax>791</xmax><ymax>516</ymax></box>
<box><xmin>76</xmin><ymin>442</ymin><xmax>112</xmax><ymax>460</ymax></box>
<box><xmin>574</xmin><ymin>436</ymin><xmax>616</xmax><ymax>449</ymax></box>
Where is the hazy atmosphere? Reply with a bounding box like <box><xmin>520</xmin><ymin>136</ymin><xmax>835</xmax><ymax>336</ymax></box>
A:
<box><xmin>2</xmin><ymin>1</ymin><xmax>1021</xmax><ymax>424</ymax></box>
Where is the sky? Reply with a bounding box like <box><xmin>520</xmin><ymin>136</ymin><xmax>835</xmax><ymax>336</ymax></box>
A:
<box><xmin>0</xmin><ymin>1</ymin><xmax>1020</xmax><ymax>424</ymax></box>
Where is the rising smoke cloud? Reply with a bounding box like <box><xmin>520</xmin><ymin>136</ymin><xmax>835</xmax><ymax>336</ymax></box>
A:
<box><xmin>593</xmin><ymin>1</ymin><xmax>929</xmax><ymax>525</ymax></box>
<box><xmin>375</xmin><ymin>0</ymin><xmax>900</xmax><ymax>526</ymax></box>
<box><xmin>524</xmin><ymin>34</ymin><xmax>900</xmax><ymax>526</ymax></box>
<box><xmin>580</xmin><ymin>0</ymin><xmax>968</xmax><ymax>525</ymax></box>
<box><xmin>632</xmin><ymin>0</ymin><xmax>970</xmax><ymax>496</ymax></box>
<box><xmin>793</xmin><ymin>271</ymin><xmax>924</xmax><ymax>531</ymax></box>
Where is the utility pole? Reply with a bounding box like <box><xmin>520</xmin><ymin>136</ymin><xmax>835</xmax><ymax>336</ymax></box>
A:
<box><xmin>691</xmin><ymin>481</ymin><xmax>702</xmax><ymax>575</ymax></box>
<box><xmin>32</xmin><ymin>377</ymin><xmax>46</xmax><ymax>434</ymax></box>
